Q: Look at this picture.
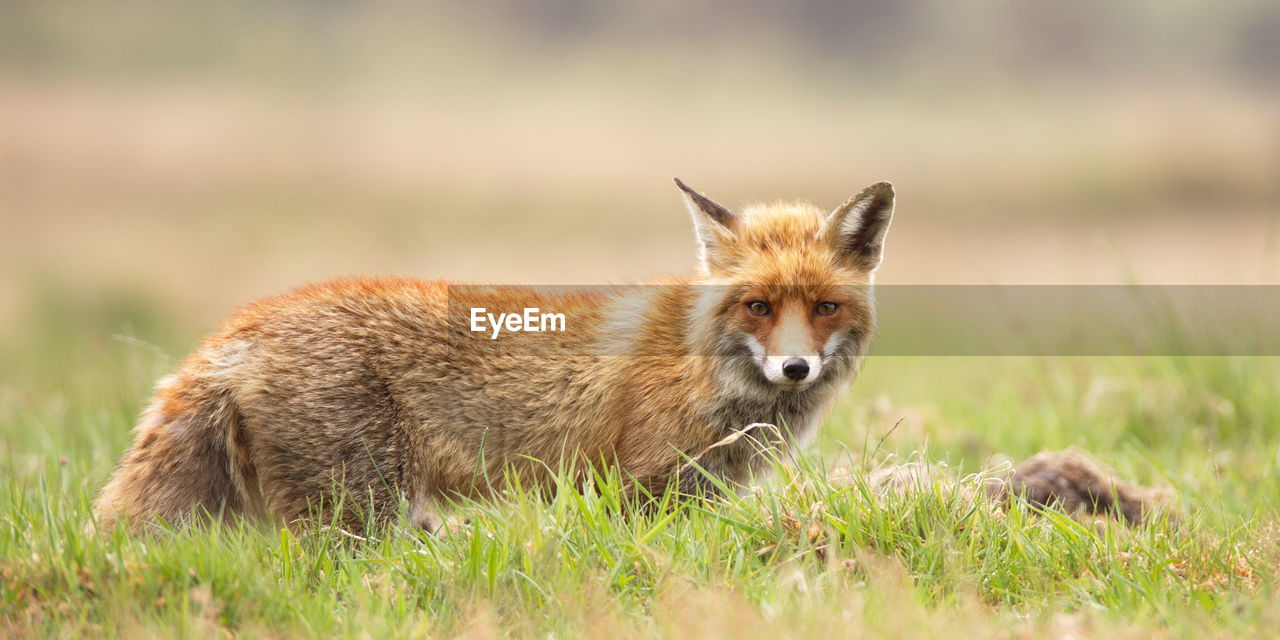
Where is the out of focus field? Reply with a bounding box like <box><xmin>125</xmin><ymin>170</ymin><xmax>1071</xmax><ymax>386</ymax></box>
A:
<box><xmin>2</xmin><ymin>2</ymin><xmax>1279</xmax><ymax>637</ymax></box>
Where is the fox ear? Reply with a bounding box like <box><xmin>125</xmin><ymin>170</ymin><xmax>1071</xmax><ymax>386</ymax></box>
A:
<box><xmin>674</xmin><ymin>177</ymin><xmax>738</xmax><ymax>272</ymax></box>
<box><xmin>823</xmin><ymin>182</ymin><xmax>895</xmax><ymax>271</ymax></box>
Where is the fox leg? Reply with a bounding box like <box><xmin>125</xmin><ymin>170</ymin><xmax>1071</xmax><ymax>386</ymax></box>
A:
<box><xmin>406</xmin><ymin>495</ymin><xmax>448</xmax><ymax>533</ymax></box>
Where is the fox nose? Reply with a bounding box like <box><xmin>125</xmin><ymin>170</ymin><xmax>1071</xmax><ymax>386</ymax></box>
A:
<box><xmin>781</xmin><ymin>357</ymin><xmax>811</xmax><ymax>381</ymax></box>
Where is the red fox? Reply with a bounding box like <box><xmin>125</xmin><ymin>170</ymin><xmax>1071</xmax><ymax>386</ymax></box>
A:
<box><xmin>93</xmin><ymin>179</ymin><xmax>895</xmax><ymax>533</ymax></box>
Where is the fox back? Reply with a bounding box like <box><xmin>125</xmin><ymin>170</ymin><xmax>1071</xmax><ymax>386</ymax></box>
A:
<box><xmin>93</xmin><ymin>180</ymin><xmax>896</xmax><ymax>533</ymax></box>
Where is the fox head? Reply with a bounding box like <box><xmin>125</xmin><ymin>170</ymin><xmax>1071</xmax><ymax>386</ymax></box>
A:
<box><xmin>675</xmin><ymin>178</ymin><xmax>894</xmax><ymax>394</ymax></box>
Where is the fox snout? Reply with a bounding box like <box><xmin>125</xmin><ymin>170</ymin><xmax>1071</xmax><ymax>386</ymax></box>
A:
<box><xmin>759</xmin><ymin>354</ymin><xmax>821</xmax><ymax>386</ymax></box>
<box><xmin>781</xmin><ymin>357</ymin><xmax>811</xmax><ymax>381</ymax></box>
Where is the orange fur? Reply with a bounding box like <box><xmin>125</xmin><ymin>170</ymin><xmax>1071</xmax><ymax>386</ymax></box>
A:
<box><xmin>92</xmin><ymin>181</ymin><xmax>896</xmax><ymax>533</ymax></box>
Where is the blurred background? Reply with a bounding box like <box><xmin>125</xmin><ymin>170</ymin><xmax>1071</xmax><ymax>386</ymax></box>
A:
<box><xmin>1</xmin><ymin>0</ymin><xmax>1278</xmax><ymax>346</ymax></box>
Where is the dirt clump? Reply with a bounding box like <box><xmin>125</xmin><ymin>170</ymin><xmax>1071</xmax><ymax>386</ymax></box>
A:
<box><xmin>866</xmin><ymin>448</ymin><xmax>1178</xmax><ymax>527</ymax></box>
<box><xmin>994</xmin><ymin>448</ymin><xmax>1176</xmax><ymax>526</ymax></box>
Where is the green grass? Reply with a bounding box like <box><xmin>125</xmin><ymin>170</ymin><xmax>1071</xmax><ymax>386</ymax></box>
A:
<box><xmin>2</xmin><ymin>292</ymin><xmax>1278</xmax><ymax>638</ymax></box>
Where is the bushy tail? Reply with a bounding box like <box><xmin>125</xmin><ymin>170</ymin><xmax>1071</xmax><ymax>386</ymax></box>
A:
<box><xmin>92</xmin><ymin>378</ymin><xmax>257</xmax><ymax>534</ymax></box>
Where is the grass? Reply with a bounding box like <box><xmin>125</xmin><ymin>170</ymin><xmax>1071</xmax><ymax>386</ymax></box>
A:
<box><xmin>1</xmin><ymin>292</ymin><xmax>1278</xmax><ymax>638</ymax></box>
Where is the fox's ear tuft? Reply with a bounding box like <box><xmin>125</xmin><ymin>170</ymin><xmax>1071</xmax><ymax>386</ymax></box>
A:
<box><xmin>823</xmin><ymin>181</ymin><xmax>895</xmax><ymax>271</ymax></box>
<box><xmin>674</xmin><ymin>178</ymin><xmax>738</xmax><ymax>272</ymax></box>
<box><xmin>674</xmin><ymin>178</ymin><xmax>736</xmax><ymax>230</ymax></box>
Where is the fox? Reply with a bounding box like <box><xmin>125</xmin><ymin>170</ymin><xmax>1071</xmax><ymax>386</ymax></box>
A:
<box><xmin>92</xmin><ymin>179</ymin><xmax>896</xmax><ymax>533</ymax></box>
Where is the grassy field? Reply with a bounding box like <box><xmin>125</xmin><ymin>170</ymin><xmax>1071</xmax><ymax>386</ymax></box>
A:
<box><xmin>2</xmin><ymin>291</ymin><xmax>1278</xmax><ymax>638</ymax></box>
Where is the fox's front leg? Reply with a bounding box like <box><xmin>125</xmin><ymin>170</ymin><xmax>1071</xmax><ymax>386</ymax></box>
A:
<box><xmin>674</xmin><ymin>463</ymin><xmax>731</xmax><ymax>498</ymax></box>
<box><xmin>674</xmin><ymin>423</ymin><xmax>787</xmax><ymax>498</ymax></box>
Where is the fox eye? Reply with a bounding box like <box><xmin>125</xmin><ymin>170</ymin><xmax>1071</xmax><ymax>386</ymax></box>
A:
<box><xmin>815</xmin><ymin>302</ymin><xmax>839</xmax><ymax>316</ymax></box>
<box><xmin>746</xmin><ymin>301</ymin><xmax>772</xmax><ymax>316</ymax></box>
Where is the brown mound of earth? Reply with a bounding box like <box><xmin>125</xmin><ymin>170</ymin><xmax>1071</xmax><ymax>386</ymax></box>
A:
<box><xmin>868</xmin><ymin>448</ymin><xmax>1178</xmax><ymax>526</ymax></box>
<box><xmin>994</xmin><ymin>448</ymin><xmax>1177</xmax><ymax>526</ymax></box>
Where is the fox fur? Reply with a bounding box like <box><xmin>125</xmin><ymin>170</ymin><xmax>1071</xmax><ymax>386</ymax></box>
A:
<box><xmin>93</xmin><ymin>180</ymin><xmax>896</xmax><ymax>533</ymax></box>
